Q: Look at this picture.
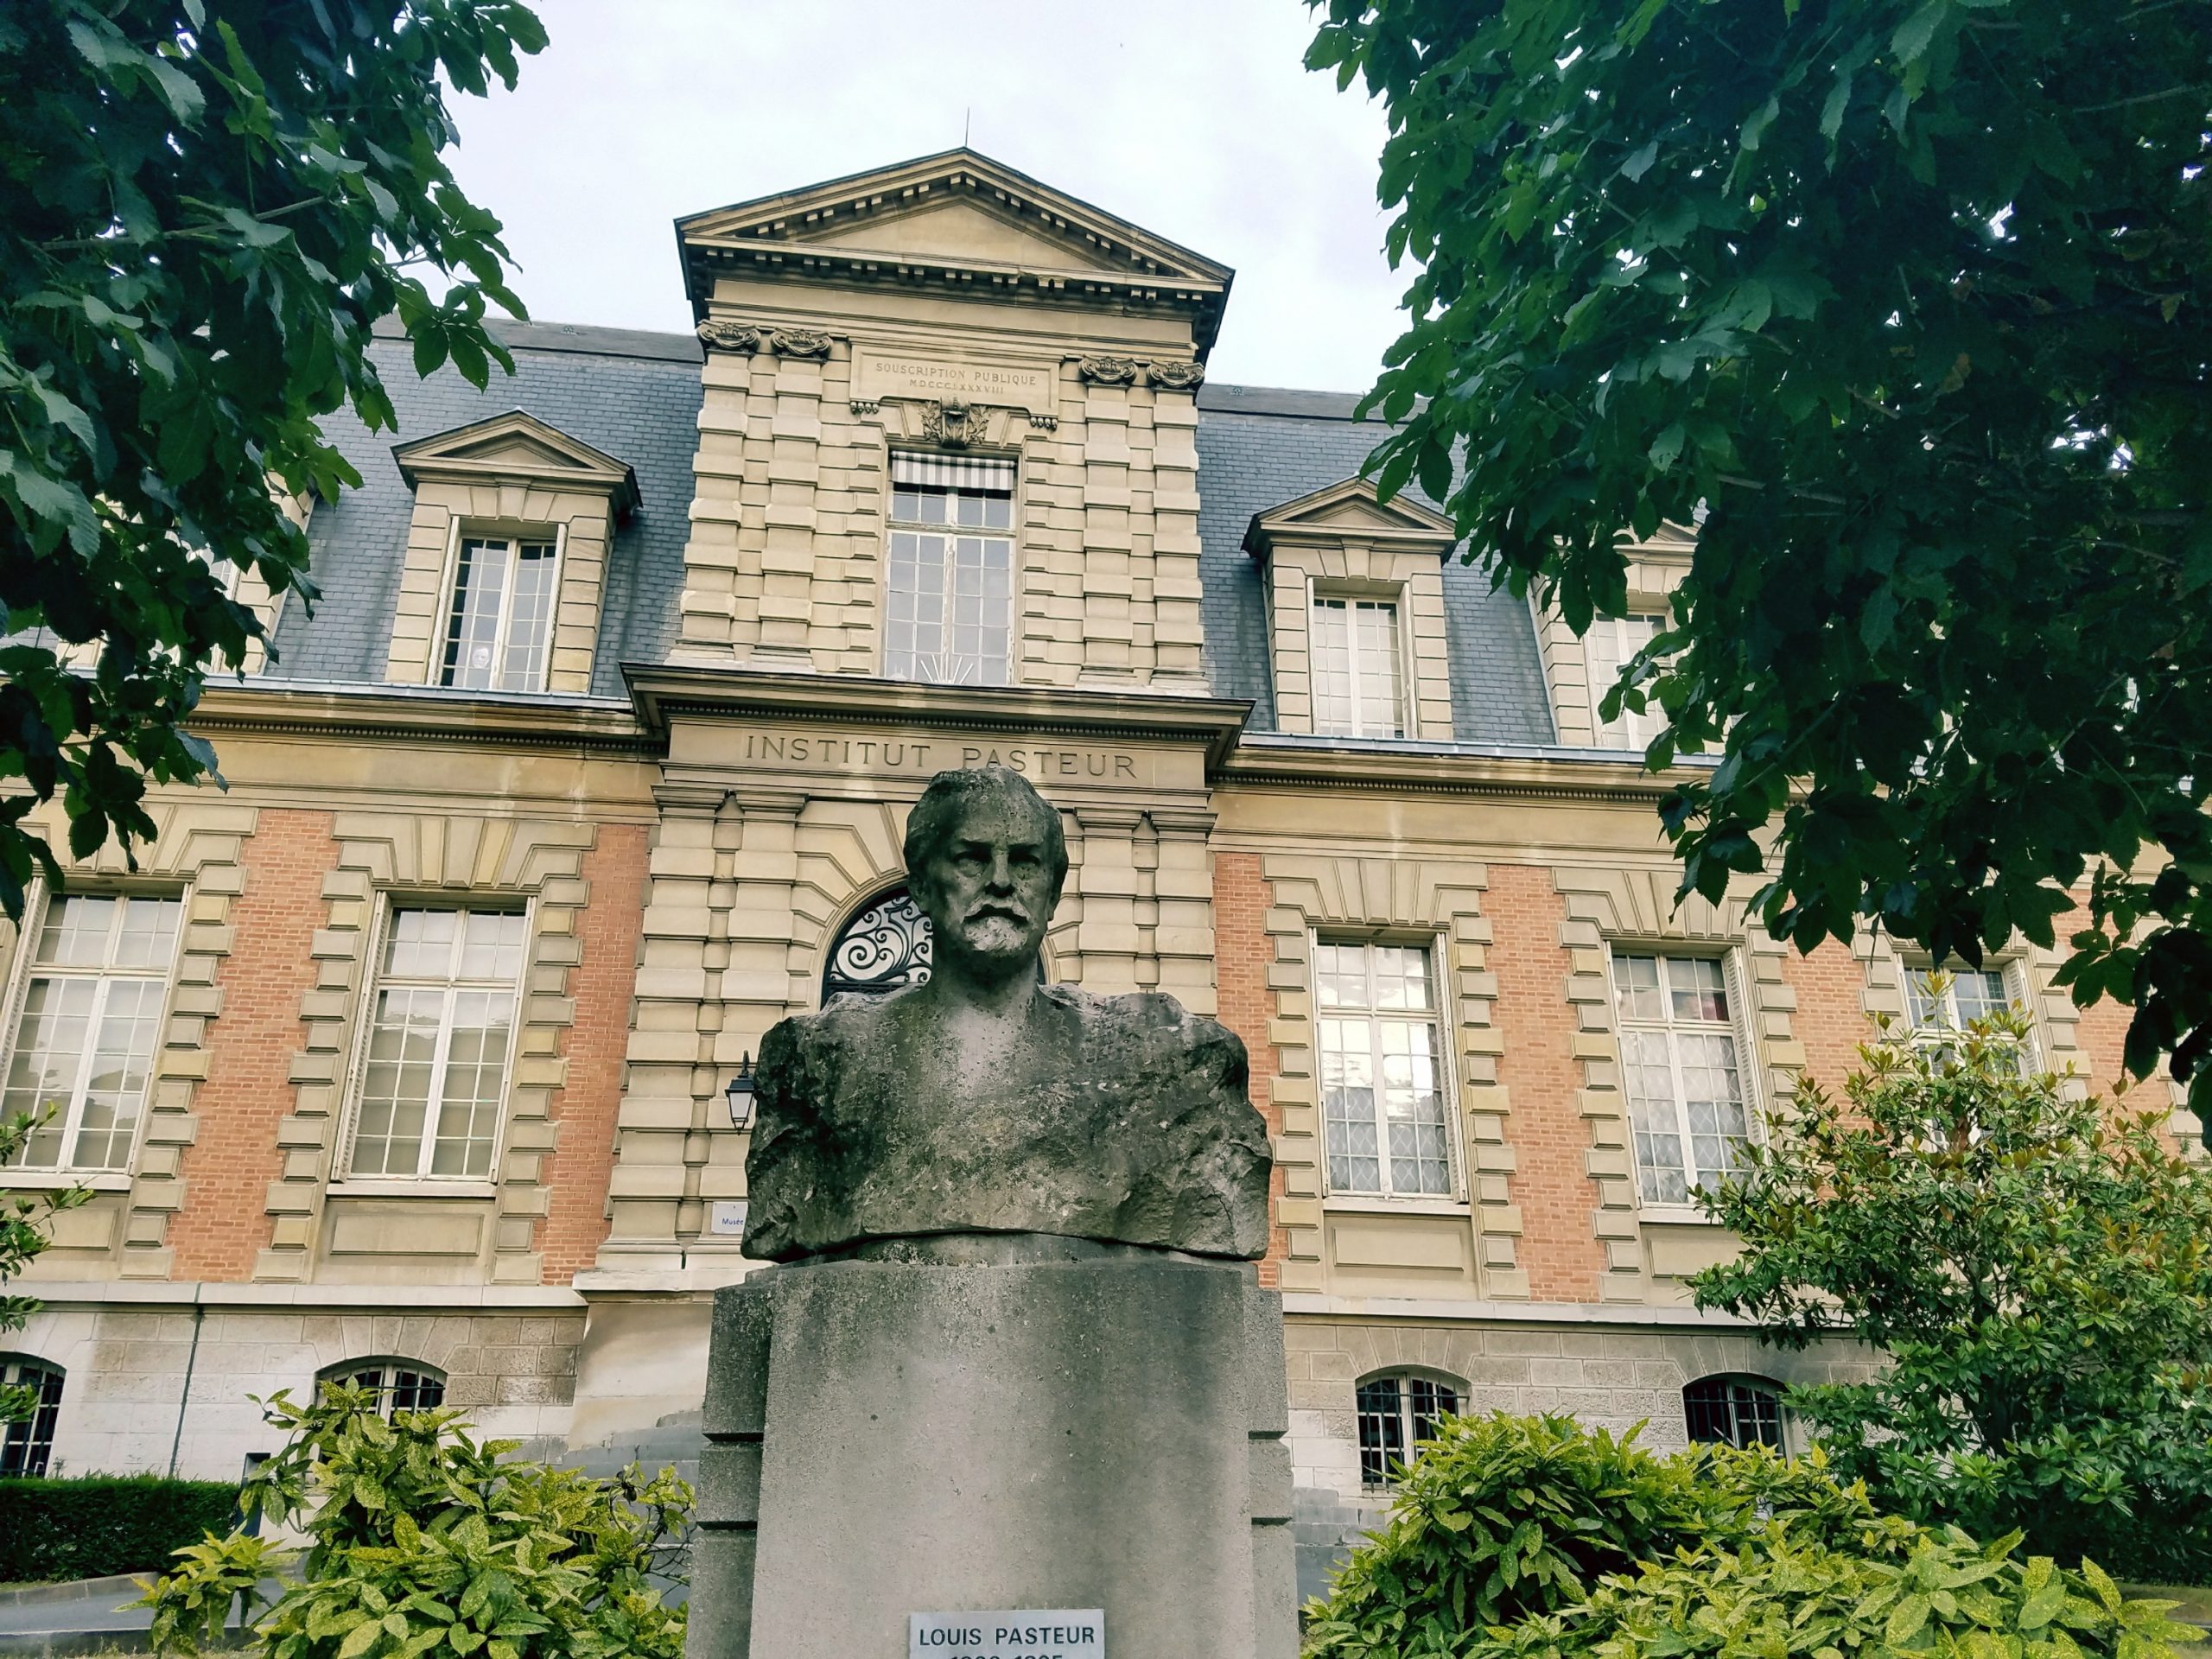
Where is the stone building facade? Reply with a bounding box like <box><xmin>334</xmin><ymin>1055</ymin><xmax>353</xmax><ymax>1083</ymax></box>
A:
<box><xmin>1</xmin><ymin>151</ymin><xmax>2175</xmax><ymax>1596</ymax></box>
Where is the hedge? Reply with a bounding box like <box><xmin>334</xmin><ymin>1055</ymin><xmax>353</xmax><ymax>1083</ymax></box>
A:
<box><xmin>0</xmin><ymin>1476</ymin><xmax>240</xmax><ymax>1584</ymax></box>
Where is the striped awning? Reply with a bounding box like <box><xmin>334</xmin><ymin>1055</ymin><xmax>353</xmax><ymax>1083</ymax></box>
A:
<box><xmin>891</xmin><ymin>451</ymin><xmax>1015</xmax><ymax>492</ymax></box>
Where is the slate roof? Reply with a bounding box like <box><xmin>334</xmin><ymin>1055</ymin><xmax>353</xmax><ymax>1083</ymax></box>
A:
<box><xmin>273</xmin><ymin>320</ymin><xmax>1556</xmax><ymax>744</ymax></box>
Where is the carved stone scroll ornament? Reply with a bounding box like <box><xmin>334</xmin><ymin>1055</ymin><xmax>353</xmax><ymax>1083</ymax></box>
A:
<box><xmin>1076</xmin><ymin>355</ymin><xmax>1141</xmax><ymax>385</ymax></box>
<box><xmin>696</xmin><ymin>320</ymin><xmax>760</xmax><ymax>353</ymax></box>
<box><xmin>1147</xmin><ymin>359</ymin><xmax>1206</xmax><ymax>391</ymax></box>
<box><xmin>767</xmin><ymin>327</ymin><xmax>834</xmax><ymax>359</ymax></box>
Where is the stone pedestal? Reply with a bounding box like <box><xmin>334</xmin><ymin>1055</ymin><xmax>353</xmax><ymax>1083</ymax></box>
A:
<box><xmin>686</xmin><ymin>1253</ymin><xmax>1295</xmax><ymax>1659</ymax></box>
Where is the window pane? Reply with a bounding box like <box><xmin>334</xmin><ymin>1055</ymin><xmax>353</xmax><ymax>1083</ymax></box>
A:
<box><xmin>1613</xmin><ymin>954</ymin><xmax>1665</xmax><ymax>1022</ymax></box>
<box><xmin>2</xmin><ymin>979</ymin><xmax>96</xmax><ymax>1169</ymax></box>
<box><xmin>1951</xmin><ymin>969</ymin><xmax>2009</xmax><ymax>1023</ymax></box>
<box><xmin>1355</xmin><ymin>1376</ymin><xmax>1404</xmax><ymax>1488</ymax></box>
<box><xmin>1310</xmin><ymin>599</ymin><xmax>1355</xmax><ymax>735</ymax></box>
<box><xmin>442</xmin><ymin>538</ymin><xmax>511</xmax><ymax>690</ymax></box>
<box><xmin>1320</xmin><ymin>1016</ymin><xmax>1382</xmax><ymax>1194</ymax></box>
<box><xmin>1622</xmin><ymin>1028</ymin><xmax>1689</xmax><ymax>1205</ymax></box>
<box><xmin>1354</xmin><ymin>601</ymin><xmax>1403</xmax><ymax>738</ymax></box>
<box><xmin>1666</xmin><ymin>956</ymin><xmax>1729</xmax><ymax>1023</ymax></box>
<box><xmin>496</xmin><ymin>542</ymin><xmax>557</xmax><ymax>692</ymax></box>
<box><xmin>67</xmin><ymin>977</ymin><xmax>163</xmax><ymax>1169</ymax></box>
<box><xmin>353</xmin><ymin>988</ymin><xmax>442</xmax><ymax>1176</ymax></box>
<box><xmin>1406</xmin><ymin>1377</ymin><xmax>1459</xmax><ymax>1446</ymax></box>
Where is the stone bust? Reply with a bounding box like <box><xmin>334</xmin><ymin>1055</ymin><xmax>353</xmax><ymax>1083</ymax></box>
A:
<box><xmin>741</xmin><ymin>766</ymin><xmax>1272</xmax><ymax>1263</ymax></box>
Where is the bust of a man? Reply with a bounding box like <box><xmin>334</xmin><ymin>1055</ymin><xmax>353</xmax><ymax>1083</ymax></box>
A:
<box><xmin>741</xmin><ymin>766</ymin><xmax>1271</xmax><ymax>1263</ymax></box>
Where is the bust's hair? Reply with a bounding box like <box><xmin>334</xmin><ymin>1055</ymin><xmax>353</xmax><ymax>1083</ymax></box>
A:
<box><xmin>903</xmin><ymin>765</ymin><xmax>1069</xmax><ymax>894</ymax></box>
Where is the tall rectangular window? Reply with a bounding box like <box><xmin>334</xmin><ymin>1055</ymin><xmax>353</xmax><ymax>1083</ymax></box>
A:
<box><xmin>1317</xmin><ymin>941</ymin><xmax>1453</xmax><ymax>1198</ymax></box>
<box><xmin>1310</xmin><ymin>595</ymin><xmax>1404</xmax><ymax>738</ymax></box>
<box><xmin>1614</xmin><ymin>952</ymin><xmax>1751</xmax><ymax>1205</ymax></box>
<box><xmin>887</xmin><ymin>453</ymin><xmax>1014</xmax><ymax>686</ymax></box>
<box><xmin>440</xmin><ymin>535</ymin><xmax>557</xmax><ymax>692</ymax></box>
<box><xmin>2</xmin><ymin>894</ymin><xmax>180</xmax><ymax>1172</ymax></box>
<box><xmin>1585</xmin><ymin>613</ymin><xmax>1664</xmax><ymax>748</ymax></box>
<box><xmin>347</xmin><ymin>909</ymin><xmax>527</xmax><ymax>1181</ymax></box>
<box><xmin>1904</xmin><ymin>965</ymin><xmax>2028</xmax><ymax>1069</ymax></box>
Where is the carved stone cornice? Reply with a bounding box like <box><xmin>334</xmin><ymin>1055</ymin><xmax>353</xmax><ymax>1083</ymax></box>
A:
<box><xmin>696</xmin><ymin>320</ymin><xmax>760</xmax><ymax>353</ymax></box>
<box><xmin>1076</xmin><ymin>355</ymin><xmax>1140</xmax><ymax>386</ymax></box>
<box><xmin>767</xmin><ymin>327</ymin><xmax>833</xmax><ymax>359</ymax></box>
<box><xmin>1073</xmin><ymin>355</ymin><xmax>1205</xmax><ymax>391</ymax></box>
<box><xmin>696</xmin><ymin>321</ymin><xmax>837</xmax><ymax>359</ymax></box>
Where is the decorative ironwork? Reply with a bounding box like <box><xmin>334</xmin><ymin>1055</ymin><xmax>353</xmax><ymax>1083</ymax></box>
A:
<box><xmin>823</xmin><ymin>887</ymin><xmax>932</xmax><ymax>1001</ymax></box>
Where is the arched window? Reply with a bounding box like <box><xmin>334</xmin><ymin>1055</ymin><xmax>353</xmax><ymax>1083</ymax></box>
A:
<box><xmin>0</xmin><ymin>1356</ymin><xmax>64</xmax><ymax>1477</ymax></box>
<box><xmin>1355</xmin><ymin>1371</ymin><xmax>1460</xmax><ymax>1491</ymax></box>
<box><xmin>1683</xmin><ymin>1375</ymin><xmax>1784</xmax><ymax>1451</ymax></box>
<box><xmin>823</xmin><ymin>888</ymin><xmax>933</xmax><ymax>1000</ymax></box>
<box><xmin>321</xmin><ymin>1358</ymin><xmax>447</xmax><ymax>1419</ymax></box>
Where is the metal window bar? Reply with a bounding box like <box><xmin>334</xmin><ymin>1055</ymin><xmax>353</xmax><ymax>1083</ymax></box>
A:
<box><xmin>0</xmin><ymin>1359</ymin><xmax>64</xmax><ymax>1477</ymax></box>
<box><xmin>1356</xmin><ymin>1374</ymin><xmax>1460</xmax><ymax>1490</ymax></box>
<box><xmin>1683</xmin><ymin>1376</ymin><xmax>1783</xmax><ymax>1450</ymax></box>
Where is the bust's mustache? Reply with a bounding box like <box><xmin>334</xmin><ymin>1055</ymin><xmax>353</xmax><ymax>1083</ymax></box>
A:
<box><xmin>960</xmin><ymin>901</ymin><xmax>1030</xmax><ymax>924</ymax></box>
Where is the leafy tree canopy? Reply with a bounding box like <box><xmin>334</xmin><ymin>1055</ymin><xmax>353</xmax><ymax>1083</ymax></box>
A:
<box><xmin>1309</xmin><ymin>0</ymin><xmax>2212</xmax><ymax>1103</ymax></box>
<box><xmin>0</xmin><ymin>0</ymin><xmax>544</xmax><ymax>915</ymax></box>
<box><xmin>1692</xmin><ymin>1011</ymin><xmax>2212</xmax><ymax>1580</ymax></box>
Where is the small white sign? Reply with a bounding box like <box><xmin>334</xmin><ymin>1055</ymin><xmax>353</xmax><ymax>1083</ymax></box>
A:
<box><xmin>708</xmin><ymin>1200</ymin><xmax>747</xmax><ymax>1236</ymax></box>
<box><xmin>910</xmin><ymin>1610</ymin><xmax>1104</xmax><ymax>1659</ymax></box>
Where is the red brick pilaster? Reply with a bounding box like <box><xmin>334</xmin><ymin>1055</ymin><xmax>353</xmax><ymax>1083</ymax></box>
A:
<box><xmin>1212</xmin><ymin>851</ymin><xmax>1287</xmax><ymax>1287</ymax></box>
<box><xmin>169</xmin><ymin>808</ymin><xmax>339</xmax><ymax>1281</ymax></box>
<box><xmin>1484</xmin><ymin>863</ymin><xmax>1607</xmax><ymax>1301</ymax></box>
<box><xmin>537</xmin><ymin>823</ymin><xmax>647</xmax><ymax>1282</ymax></box>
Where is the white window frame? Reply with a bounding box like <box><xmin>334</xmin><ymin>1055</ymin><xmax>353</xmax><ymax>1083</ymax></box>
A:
<box><xmin>884</xmin><ymin>461</ymin><xmax>1015</xmax><ymax>687</ymax></box>
<box><xmin>0</xmin><ymin>887</ymin><xmax>183</xmax><ymax>1178</ymax></box>
<box><xmin>435</xmin><ymin>523</ymin><xmax>564</xmax><ymax>694</ymax></box>
<box><xmin>339</xmin><ymin>900</ymin><xmax>531</xmax><ymax>1185</ymax></box>
<box><xmin>1609</xmin><ymin>947</ymin><xmax>1761</xmax><ymax>1215</ymax></box>
<box><xmin>1585</xmin><ymin>612</ymin><xmax>1666</xmax><ymax>749</ymax></box>
<box><xmin>1314</xmin><ymin>934</ymin><xmax>1462</xmax><ymax>1203</ymax></box>
<box><xmin>320</xmin><ymin>1357</ymin><xmax>448</xmax><ymax>1419</ymax></box>
<box><xmin>1307</xmin><ymin>581</ymin><xmax>1408</xmax><ymax>739</ymax></box>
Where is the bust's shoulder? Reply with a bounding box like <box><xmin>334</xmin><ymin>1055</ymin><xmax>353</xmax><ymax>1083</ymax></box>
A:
<box><xmin>1044</xmin><ymin>983</ymin><xmax>1247</xmax><ymax>1059</ymax></box>
<box><xmin>760</xmin><ymin>983</ymin><xmax>924</xmax><ymax>1064</ymax></box>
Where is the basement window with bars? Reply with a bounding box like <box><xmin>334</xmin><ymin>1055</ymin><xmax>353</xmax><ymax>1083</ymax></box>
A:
<box><xmin>886</xmin><ymin>452</ymin><xmax>1014</xmax><ymax>686</ymax></box>
<box><xmin>345</xmin><ymin>908</ymin><xmax>527</xmax><ymax>1182</ymax></box>
<box><xmin>440</xmin><ymin>533</ymin><xmax>558</xmax><ymax>692</ymax></box>
<box><xmin>321</xmin><ymin>1358</ymin><xmax>447</xmax><ymax>1420</ymax></box>
<box><xmin>1</xmin><ymin>893</ymin><xmax>181</xmax><ymax>1173</ymax></box>
<box><xmin>1357</xmin><ymin>1372</ymin><xmax>1460</xmax><ymax>1491</ymax></box>
<box><xmin>0</xmin><ymin>1356</ymin><xmax>63</xmax><ymax>1477</ymax></box>
<box><xmin>1683</xmin><ymin>1375</ymin><xmax>1784</xmax><ymax>1451</ymax></box>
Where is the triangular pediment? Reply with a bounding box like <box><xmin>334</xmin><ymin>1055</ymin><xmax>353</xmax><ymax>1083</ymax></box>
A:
<box><xmin>392</xmin><ymin>410</ymin><xmax>639</xmax><ymax>512</ymax></box>
<box><xmin>678</xmin><ymin>149</ymin><xmax>1234</xmax><ymax>353</ymax></box>
<box><xmin>1244</xmin><ymin>477</ymin><xmax>1459</xmax><ymax>558</ymax></box>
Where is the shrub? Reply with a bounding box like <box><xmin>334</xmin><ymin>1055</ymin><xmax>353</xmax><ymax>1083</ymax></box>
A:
<box><xmin>0</xmin><ymin>1475</ymin><xmax>240</xmax><ymax>1583</ymax></box>
<box><xmin>1300</xmin><ymin>1414</ymin><xmax>2198</xmax><ymax>1659</ymax></box>
<box><xmin>137</xmin><ymin>1379</ymin><xmax>690</xmax><ymax>1659</ymax></box>
<box><xmin>1691</xmin><ymin>1012</ymin><xmax>2212</xmax><ymax>1579</ymax></box>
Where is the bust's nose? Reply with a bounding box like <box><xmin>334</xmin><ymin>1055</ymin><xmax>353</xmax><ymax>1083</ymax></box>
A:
<box><xmin>985</xmin><ymin>848</ymin><xmax>1014</xmax><ymax>891</ymax></box>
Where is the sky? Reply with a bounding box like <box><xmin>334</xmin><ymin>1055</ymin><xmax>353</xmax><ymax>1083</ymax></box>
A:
<box><xmin>440</xmin><ymin>0</ymin><xmax>1409</xmax><ymax>394</ymax></box>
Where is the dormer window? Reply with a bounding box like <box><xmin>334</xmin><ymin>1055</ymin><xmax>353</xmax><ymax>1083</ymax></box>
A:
<box><xmin>441</xmin><ymin>534</ymin><xmax>558</xmax><ymax>692</ymax></box>
<box><xmin>886</xmin><ymin>452</ymin><xmax>1014</xmax><ymax>686</ymax></box>
<box><xmin>387</xmin><ymin>411</ymin><xmax>638</xmax><ymax>696</ymax></box>
<box><xmin>1243</xmin><ymin>478</ymin><xmax>1459</xmax><ymax>741</ymax></box>
<box><xmin>1310</xmin><ymin>593</ymin><xmax>1406</xmax><ymax>738</ymax></box>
